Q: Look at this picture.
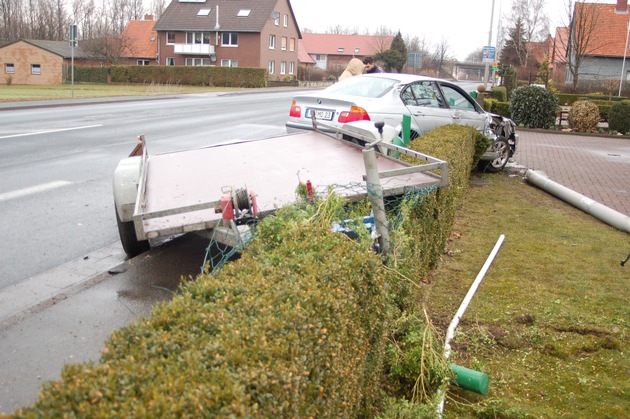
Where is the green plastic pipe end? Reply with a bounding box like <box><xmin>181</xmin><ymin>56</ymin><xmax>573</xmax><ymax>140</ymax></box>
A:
<box><xmin>450</xmin><ymin>363</ymin><xmax>489</xmax><ymax>396</ymax></box>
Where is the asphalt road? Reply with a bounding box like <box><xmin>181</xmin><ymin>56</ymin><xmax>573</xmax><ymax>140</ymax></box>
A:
<box><xmin>0</xmin><ymin>90</ymin><xmax>301</xmax><ymax>291</ymax></box>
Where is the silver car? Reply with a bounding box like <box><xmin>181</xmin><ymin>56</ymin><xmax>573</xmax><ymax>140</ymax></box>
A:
<box><xmin>286</xmin><ymin>73</ymin><xmax>518</xmax><ymax>172</ymax></box>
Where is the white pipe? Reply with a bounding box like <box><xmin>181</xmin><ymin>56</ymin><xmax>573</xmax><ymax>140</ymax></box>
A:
<box><xmin>437</xmin><ymin>234</ymin><xmax>505</xmax><ymax>417</ymax></box>
<box><xmin>525</xmin><ymin>170</ymin><xmax>630</xmax><ymax>234</ymax></box>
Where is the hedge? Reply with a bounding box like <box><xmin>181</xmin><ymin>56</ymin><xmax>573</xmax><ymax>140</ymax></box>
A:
<box><xmin>110</xmin><ymin>65</ymin><xmax>267</xmax><ymax>88</ymax></box>
<box><xmin>14</xmin><ymin>125</ymin><xmax>477</xmax><ymax>417</ymax></box>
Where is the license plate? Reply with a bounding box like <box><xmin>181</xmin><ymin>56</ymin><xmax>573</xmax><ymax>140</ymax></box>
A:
<box><xmin>305</xmin><ymin>108</ymin><xmax>334</xmax><ymax>121</ymax></box>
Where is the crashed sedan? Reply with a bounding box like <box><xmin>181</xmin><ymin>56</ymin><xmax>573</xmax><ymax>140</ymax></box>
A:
<box><xmin>286</xmin><ymin>73</ymin><xmax>518</xmax><ymax>172</ymax></box>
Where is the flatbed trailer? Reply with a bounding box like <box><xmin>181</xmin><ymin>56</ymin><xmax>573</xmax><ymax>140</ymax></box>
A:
<box><xmin>113</xmin><ymin>122</ymin><xmax>449</xmax><ymax>257</ymax></box>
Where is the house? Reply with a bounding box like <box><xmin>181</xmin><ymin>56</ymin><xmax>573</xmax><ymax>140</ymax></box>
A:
<box><xmin>152</xmin><ymin>0</ymin><xmax>301</xmax><ymax>79</ymax></box>
<box><xmin>0</xmin><ymin>39</ymin><xmax>97</xmax><ymax>85</ymax></box>
<box><xmin>120</xmin><ymin>15</ymin><xmax>158</xmax><ymax>65</ymax></box>
<box><xmin>300</xmin><ymin>33</ymin><xmax>394</xmax><ymax>75</ymax></box>
<box><xmin>559</xmin><ymin>0</ymin><xmax>630</xmax><ymax>86</ymax></box>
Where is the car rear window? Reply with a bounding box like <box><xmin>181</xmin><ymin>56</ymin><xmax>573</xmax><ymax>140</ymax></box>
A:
<box><xmin>325</xmin><ymin>76</ymin><xmax>398</xmax><ymax>98</ymax></box>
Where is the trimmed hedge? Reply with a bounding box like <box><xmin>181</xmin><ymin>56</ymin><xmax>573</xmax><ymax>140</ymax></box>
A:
<box><xmin>556</xmin><ymin>93</ymin><xmax>628</xmax><ymax>106</ymax></box>
<box><xmin>15</xmin><ymin>125</ymin><xmax>476</xmax><ymax>417</ymax></box>
<box><xmin>64</xmin><ymin>65</ymin><xmax>110</xmax><ymax>83</ymax></box>
<box><xmin>110</xmin><ymin>65</ymin><xmax>267</xmax><ymax>88</ymax></box>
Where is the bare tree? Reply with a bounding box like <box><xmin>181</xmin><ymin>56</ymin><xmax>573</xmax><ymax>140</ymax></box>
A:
<box><xmin>148</xmin><ymin>0</ymin><xmax>167</xmax><ymax>20</ymax></box>
<box><xmin>431</xmin><ymin>37</ymin><xmax>454</xmax><ymax>78</ymax></box>
<box><xmin>559</xmin><ymin>0</ymin><xmax>607</xmax><ymax>91</ymax></box>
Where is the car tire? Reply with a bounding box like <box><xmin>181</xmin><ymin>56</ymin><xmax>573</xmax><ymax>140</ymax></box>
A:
<box><xmin>116</xmin><ymin>206</ymin><xmax>150</xmax><ymax>257</ymax></box>
<box><xmin>480</xmin><ymin>138</ymin><xmax>510</xmax><ymax>172</ymax></box>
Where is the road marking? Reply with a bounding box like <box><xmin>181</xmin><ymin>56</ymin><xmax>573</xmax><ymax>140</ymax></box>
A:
<box><xmin>0</xmin><ymin>180</ymin><xmax>72</xmax><ymax>202</ymax></box>
<box><xmin>0</xmin><ymin>124</ymin><xmax>103</xmax><ymax>139</ymax></box>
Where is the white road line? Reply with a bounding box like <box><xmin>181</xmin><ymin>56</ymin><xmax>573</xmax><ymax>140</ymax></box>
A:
<box><xmin>0</xmin><ymin>180</ymin><xmax>72</xmax><ymax>202</ymax></box>
<box><xmin>0</xmin><ymin>124</ymin><xmax>103</xmax><ymax>139</ymax></box>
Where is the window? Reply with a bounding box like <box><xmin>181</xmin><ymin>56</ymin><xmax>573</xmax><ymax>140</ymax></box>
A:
<box><xmin>289</xmin><ymin>38</ymin><xmax>295</xmax><ymax>52</ymax></box>
<box><xmin>237</xmin><ymin>9</ymin><xmax>250</xmax><ymax>17</ymax></box>
<box><xmin>31</xmin><ymin>64</ymin><xmax>41</xmax><ymax>75</ymax></box>
<box><xmin>185</xmin><ymin>58</ymin><xmax>210</xmax><ymax>66</ymax></box>
<box><xmin>268</xmin><ymin>60</ymin><xmax>275</xmax><ymax>74</ymax></box>
<box><xmin>273</xmin><ymin>12</ymin><xmax>279</xmax><ymax>25</ymax></box>
<box><xmin>197</xmin><ymin>8</ymin><xmax>210</xmax><ymax>16</ymax></box>
<box><xmin>280</xmin><ymin>61</ymin><xmax>286</xmax><ymax>75</ymax></box>
<box><xmin>167</xmin><ymin>32</ymin><xmax>175</xmax><ymax>44</ymax></box>
<box><xmin>289</xmin><ymin>61</ymin><xmax>295</xmax><ymax>75</ymax></box>
<box><xmin>222</xmin><ymin>32</ymin><xmax>238</xmax><ymax>46</ymax></box>
<box><xmin>5</xmin><ymin>63</ymin><xmax>14</xmax><ymax>73</ymax></box>
<box><xmin>269</xmin><ymin>35</ymin><xmax>275</xmax><ymax>49</ymax></box>
<box><xmin>166</xmin><ymin>57</ymin><xmax>175</xmax><ymax>66</ymax></box>
<box><xmin>137</xmin><ymin>59</ymin><xmax>149</xmax><ymax>65</ymax></box>
<box><xmin>440</xmin><ymin>84</ymin><xmax>475</xmax><ymax>110</ymax></box>
<box><xmin>281</xmin><ymin>37</ymin><xmax>287</xmax><ymax>51</ymax></box>
<box><xmin>221</xmin><ymin>59</ymin><xmax>238</xmax><ymax>67</ymax></box>
<box><xmin>186</xmin><ymin>31</ymin><xmax>210</xmax><ymax>44</ymax></box>
<box><xmin>283</xmin><ymin>14</ymin><xmax>288</xmax><ymax>27</ymax></box>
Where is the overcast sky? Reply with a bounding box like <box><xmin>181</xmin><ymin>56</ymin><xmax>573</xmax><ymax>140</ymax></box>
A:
<box><xmin>290</xmin><ymin>0</ymin><xmax>581</xmax><ymax>61</ymax></box>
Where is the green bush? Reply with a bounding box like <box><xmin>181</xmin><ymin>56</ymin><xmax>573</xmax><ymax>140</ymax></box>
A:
<box><xmin>493</xmin><ymin>101</ymin><xmax>511</xmax><ymax>118</ymax></box>
<box><xmin>608</xmin><ymin>100</ymin><xmax>630</xmax><ymax>134</ymax></box>
<box><xmin>65</xmin><ymin>65</ymin><xmax>110</xmax><ymax>83</ymax></box>
<box><xmin>17</xmin><ymin>126</ymin><xmax>476</xmax><ymax>417</ymax></box>
<box><xmin>110</xmin><ymin>65</ymin><xmax>266</xmax><ymax>88</ymax></box>
<box><xmin>568</xmin><ymin>100</ymin><xmax>600</xmax><ymax>133</ymax></box>
<box><xmin>483</xmin><ymin>98</ymin><xmax>497</xmax><ymax>112</ymax></box>
<box><xmin>590</xmin><ymin>100</ymin><xmax>612</xmax><ymax>121</ymax></box>
<box><xmin>509</xmin><ymin>85</ymin><xmax>558</xmax><ymax>129</ymax></box>
<box><xmin>491</xmin><ymin>86</ymin><xmax>507</xmax><ymax>102</ymax></box>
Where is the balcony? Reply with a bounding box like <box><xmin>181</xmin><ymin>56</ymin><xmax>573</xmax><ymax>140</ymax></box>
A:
<box><xmin>173</xmin><ymin>44</ymin><xmax>215</xmax><ymax>55</ymax></box>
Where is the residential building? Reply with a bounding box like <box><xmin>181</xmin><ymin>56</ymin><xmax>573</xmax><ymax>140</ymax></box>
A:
<box><xmin>120</xmin><ymin>15</ymin><xmax>158</xmax><ymax>65</ymax></box>
<box><xmin>557</xmin><ymin>0</ymin><xmax>630</xmax><ymax>86</ymax></box>
<box><xmin>152</xmin><ymin>0</ymin><xmax>300</xmax><ymax>79</ymax></box>
<box><xmin>0</xmin><ymin>39</ymin><xmax>96</xmax><ymax>85</ymax></box>
<box><xmin>300</xmin><ymin>33</ymin><xmax>394</xmax><ymax>75</ymax></box>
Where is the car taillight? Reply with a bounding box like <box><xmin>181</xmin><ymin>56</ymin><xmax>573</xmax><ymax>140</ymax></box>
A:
<box><xmin>338</xmin><ymin>106</ymin><xmax>370</xmax><ymax>123</ymax></box>
<box><xmin>289</xmin><ymin>101</ymin><xmax>301</xmax><ymax>118</ymax></box>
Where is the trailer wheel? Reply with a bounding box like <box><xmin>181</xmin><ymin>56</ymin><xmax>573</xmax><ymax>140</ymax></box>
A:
<box><xmin>116</xmin><ymin>207</ymin><xmax>149</xmax><ymax>257</ymax></box>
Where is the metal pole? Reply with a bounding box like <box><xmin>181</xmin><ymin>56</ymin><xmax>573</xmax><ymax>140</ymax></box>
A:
<box><xmin>619</xmin><ymin>20</ymin><xmax>630</xmax><ymax>97</ymax></box>
<box><xmin>362</xmin><ymin>148</ymin><xmax>390</xmax><ymax>254</ymax></box>
<box><xmin>483</xmin><ymin>0</ymin><xmax>496</xmax><ymax>87</ymax></box>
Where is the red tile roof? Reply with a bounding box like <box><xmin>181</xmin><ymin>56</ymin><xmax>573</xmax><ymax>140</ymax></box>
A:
<box><xmin>575</xmin><ymin>2</ymin><xmax>630</xmax><ymax>57</ymax></box>
<box><xmin>298</xmin><ymin>40</ymin><xmax>315</xmax><ymax>63</ymax></box>
<box><xmin>301</xmin><ymin>33</ymin><xmax>393</xmax><ymax>57</ymax></box>
<box><xmin>120</xmin><ymin>18</ymin><xmax>158</xmax><ymax>59</ymax></box>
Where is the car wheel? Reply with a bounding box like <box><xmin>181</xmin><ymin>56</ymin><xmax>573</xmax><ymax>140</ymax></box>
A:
<box><xmin>480</xmin><ymin>138</ymin><xmax>510</xmax><ymax>172</ymax></box>
<box><xmin>116</xmin><ymin>206</ymin><xmax>150</xmax><ymax>257</ymax></box>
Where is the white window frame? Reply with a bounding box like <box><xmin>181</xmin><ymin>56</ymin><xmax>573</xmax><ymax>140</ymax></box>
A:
<box><xmin>268</xmin><ymin>60</ymin><xmax>275</xmax><ymax>74</ymax></box>
<box><xmin>137</xmin><ymin>59</ymin><xmax>150</xmax><ymax>65</ymax></box>
<box><xmin>166</xmin><ymin>57</ymin><xmax>175</xmax><ymax>66</ymax></box>
<box><xmin>280</xmin><ymin>61</ymin><xmax>286</xmax><ymax>75</ymax></box>
<box><xmin>31</xmin><ymin>64</ymin><xmax>41</xmax><ymax>75</ymax></box>
<box><xmin>185</xmin><ymin>58</ymin><xmax>210</xmax><ymax>66</ymax></box>
<box><xmin>273</xmin><ymin>13</ymin><xmax>279</xmax><ymax>25</ymax></box>
<box><xmin>289</xmin><ymin>38</ymin><xmax>295</xmax><ymax>52</ymax></box>
<box><xmin>269</xmin><ymin>34</ymin><xmax>276</xmax><ymax>49</ymax></box>
<box><xmin>283</xmin><ymin>14</ymin><xmax>288</xmax><ymax>27</ymax></box>
<box><xmin>281</xmin><ymin>36</ymin><xmax>287</xmax><ymax>51</ymax></box>
<box><xmin>289</xmin><ymin>61</ymin><xmax>295</xmax><ymax>75</ymax></box>
<box><xmin>186</xmin><ymin>32</ymin><xmax>210</xmax><ymax>45</ymax></box>
<box><xmin>5</xmin><ymin>63</ymin><xmax>14</xmax><ymax>73</ymax></box>
<box><xmin>221</xmin><ymin>32</ymin><xmax>238</xmax><ymax>47</ymax></box>
<box><xmin>221</xmin><ymin>59</ymin><xmax>238</xmax><ymax>67</ymax></box>
<box><xmin>167</xmin><ymin>32</ymin><xmax>175</xmax><ymax>45</ymax></box>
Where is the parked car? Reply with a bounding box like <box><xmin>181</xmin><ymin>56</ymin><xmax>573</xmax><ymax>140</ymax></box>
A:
<box><xmin>286</xmin><ymin>73</ymin><xmax>518</xmax><ymax>172</ymax></box>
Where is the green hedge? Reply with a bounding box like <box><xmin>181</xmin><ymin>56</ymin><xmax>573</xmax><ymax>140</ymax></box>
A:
<box><xmin>15</xmin><ymin>125</ymin><xmax>476</xmax><ymax>417</ymax></box>
<box><xmin>110</xmin><ymin>65</ymin><xmax>267</xmax><ymax>88</ymax></box>
<box><xmin>555</xmin><ymin>93</ymin><xmax>628</xmax><ymax>106</ymax></box>
<box><xmin>64</xmin><ymin>65</ymin><xmax>110</xmax><ymax>83</ymax></box>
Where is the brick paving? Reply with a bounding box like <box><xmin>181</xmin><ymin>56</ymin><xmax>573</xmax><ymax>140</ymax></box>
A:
<box><xmin>512</xmin><ymin>130</ymin><xmax>630</xmax><ymax>216</ymax></box>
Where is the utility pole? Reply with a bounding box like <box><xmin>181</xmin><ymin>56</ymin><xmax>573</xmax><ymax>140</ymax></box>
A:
<box><xmin>483</xmin><ymin>0</ymin><xmax>496</xmax><ymax>87</ymax></box>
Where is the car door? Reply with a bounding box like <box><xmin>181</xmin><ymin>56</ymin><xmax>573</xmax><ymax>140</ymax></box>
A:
<box><xmin>438</xmin><ymin>82</ymin><xmax>488</xmax><ymax>131</ymax></box>
<box><xmin>400</xmin><ymin>81</ymin><xmax>454</xmax><ymax>135</ymax></box>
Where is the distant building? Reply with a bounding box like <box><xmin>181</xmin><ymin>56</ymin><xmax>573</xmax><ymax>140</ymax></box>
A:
<box><xmin>120</xmin><ymin>15</ymin><xmax>158</xmax><ymax>66</ymax></box>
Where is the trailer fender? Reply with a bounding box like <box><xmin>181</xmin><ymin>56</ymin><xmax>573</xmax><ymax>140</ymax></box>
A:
<box><xmin>113</xmin><ymin>156</ymin><xmax>141</xmax><ymax>222</ymax></box>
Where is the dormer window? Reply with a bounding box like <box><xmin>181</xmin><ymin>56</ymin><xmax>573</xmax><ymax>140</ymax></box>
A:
<box><xmin>337</xmin><ymin>48</ymin><xmax>344</xmax><ymax>52</ymax></box>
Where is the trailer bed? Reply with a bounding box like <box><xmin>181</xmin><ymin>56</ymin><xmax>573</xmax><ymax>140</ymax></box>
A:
<box><xmin>136</xmin><ymin>130</ymin><xmax>443</xmax><ymax>239</ymax></box>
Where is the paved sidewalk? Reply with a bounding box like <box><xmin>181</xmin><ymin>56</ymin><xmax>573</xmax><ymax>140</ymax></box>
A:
<box><xmin>513</xmin><ymin>130</ymin><xmax>630</xmax><ymax>216</ymax></box>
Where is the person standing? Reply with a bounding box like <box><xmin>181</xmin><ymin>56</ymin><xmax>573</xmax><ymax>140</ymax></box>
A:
<box><xmin>363</xmin><ymin>56</ymin><xmax>383</xmax><ymax>73</ymax></box>
<box><xmin>339</xmin><ymin>58</ymin><xmax>365</xmax><ymax>80</ymax></box>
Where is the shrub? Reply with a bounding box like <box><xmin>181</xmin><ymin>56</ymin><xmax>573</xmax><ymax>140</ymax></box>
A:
<box><xmin>491</xmin><ymin>86</ymin><xmax>507</xmax><ymax>102</ymax></box>
<box><xmin>568</xmin><ymin>100</ymin><xmax>600</xmax><ymax>133</ymax></box>
<box><xmin>608</xmin><ymin>101</ymin><xmax>630</xmax><ymax>134</ymax></box>
<box><xmin>509</xmin><ymin>85</ymin><xmax>558</xmax><ymax>129</ymax></box>
<box><xmin>5</xmin><ymin>75</ymin><xmax>12</xmax><ymax>85</ymax></box>
<box><xmin>493</xmin><ymin>101</ymin><xmax>511</xmax><ymax>118</ymax></box>
<box><xmin>483</xmin><ymin>98</ymin><xmax>497</xmax><ymax>112</ymax></box>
